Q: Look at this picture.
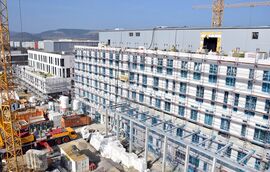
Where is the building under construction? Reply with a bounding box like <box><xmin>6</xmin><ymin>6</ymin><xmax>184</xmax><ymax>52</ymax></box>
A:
<box><xmin>74</xmin><ymin>26</ymin><xmax>270</xmax><ymax>171</ymax></box>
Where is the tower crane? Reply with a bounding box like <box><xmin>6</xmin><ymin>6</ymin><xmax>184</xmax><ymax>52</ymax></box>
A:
<box><xmin>193</xmin><ymin>0</ymin><xmax>270</xmax><ymax>27</ymax></box>
<box><xmin>0</xmin><ymin>0</ymin><xmax>24</xmax><ymax>171</ymax></box>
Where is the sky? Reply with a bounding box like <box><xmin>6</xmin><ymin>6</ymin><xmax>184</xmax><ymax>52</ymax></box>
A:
<box><xmin>8</xmin><ymin>0</ymin><xmax>270</xmax><ymax>33</ymax></box>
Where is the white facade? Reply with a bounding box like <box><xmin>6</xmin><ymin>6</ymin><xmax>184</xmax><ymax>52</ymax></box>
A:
<box><xmin>16</xmin><ymin>50</ymin><xmax>74</xmax><ymax>97</ymax></box>
<box><xmin>74</xmin><ymin>45</ymin><xmax>270</xmax><ymax>171</ymax></box>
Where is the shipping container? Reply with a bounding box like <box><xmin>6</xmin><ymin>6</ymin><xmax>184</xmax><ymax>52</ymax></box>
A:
<box><xmin>61</xmin><ymin>114</ymin><xmax>91</xmax><ymax>128</ymax></box>
<box><xmin>17</xmin><ymin>108</ymin><xmax>44</xmax><ymax>122</ymax></box>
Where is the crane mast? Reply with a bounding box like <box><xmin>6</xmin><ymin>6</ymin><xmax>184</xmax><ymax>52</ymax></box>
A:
<box><xmin>212</xmin><ymin>0</ymin><xmax>224</xmax><ymax>27</ymax></box>
<box><xmin>193</xmin><ymin>0</ymin><xmax>270</xmax><ymax>27</ymax></box>
<box><xmin>0</xmin><ymin>0</ymin><xmax>23</xmax><ymax>171</ymax></box>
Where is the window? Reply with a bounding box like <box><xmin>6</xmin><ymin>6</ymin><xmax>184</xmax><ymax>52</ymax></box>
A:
<box><xmin>176</xmin><ymin>128</ymin><xmax>183</xmax><ymax>137</ymax></box>
<box><xmin>129</xmin><ymin>32</ymin><xmax>134</xmax><ymax>37</ymax></box>
<box><xmin>233</xmin><ymin>93</ymin><xmax>240</xmax><ymax>111</ymax></box>
<box><xmin>192</xmin><ymin>134</ymin><xmax>199</xmax><ymax>143</ymax></box>
<box><xmin>104</xmin><ymin>83</ymin><xmax>108</xmax><ymax>91</ymax></box>
<box><xmin>241</xmin><ymin>124</ymin><xmax>246</xmax><ymax>137</ymax></box>
<box><xmin>164</xmin><ymin>100</ymin><xmax>171</xmax><ymax>112</ymax></box>
<box><xmin>255</xmin><ymin>159</ymin><xmax>261</xmax><ymax>170</ymax></box>
<box><xmin>226</xmin><ymin>66</ymin><xmax>237</xmax><ymax>86</ymax></box>
<box><xmin>142</xmin><ymin>75</ymin><xmax>147</xmax><ymax>87</ymax></box>
<box><xmin>211</xmin><ymin>89</ymin><xmax>216</xmax><ymax>102</ymax></box>
<box><xmin>209</xmin><ymin>64</ymin><xmax>218</xmax><ymax>83</ymax></box>
<box><xmin>249</xmin><ymin>69</ymin><xmax>254</xmax><ymax>79</ymax></box>
<box><xmin>265</xmin><ymin>99</ymin><xmax>270</xmax><ymax>113</ymax></box>
<box><xmin>263</xmin><ymin>115</ymin><xmax>268</xmax><ymax>120</ymax></box>
<box><xmin>223</xmin><ymin>91</ymin><xmax>229</xmax><ymax>104</ymax></box>
<box><xmin>262</xmin><ymin>71</ymin><xmax>270</xmax><ymax>93</ymax></box>
<box><xmin>152</xmin><ymin>117</ymin><xmax>158</xmax><ymax>125</ymax></box>
<box><xmin>66</xmin><ymin>68</ymin><xmax>70</xmax><ymax>78</ymax></box>
<box><xmin>245</xmin><ymin>96</ymin><xmax>257</xmax><ymax>116</ymax></box>
<box><xmin>181</xmin><ymin>70</ymin><xmax>188</xmax><ymax>78</ymax></box>
<box><xmin>220</xmin><ymin>118</ymin><xmax>230</xmax><ymax>131</ymax></box>
<box><xmin>189</xmin><ymin>156</ymin><xmax>200</xmax><ymax>167</ymax></box>
<box><xmin>115</xmin><ymin>53</ymin><xmax>119</xmax><ymax>65</ymax></box>
<box><xmin>132</xmin><ymin>56</ymin><xmax>137</xmax><ymax>69</ymax></box>
<box><xmin>203</xmin><ymin>162</ymin><xmax>208</xmax><ymax>172</ymax></box>
<box><xmin>237</xmin><ymin>152</ymin><xmax>247</xmax><ymax>164</ymax></box>
<box><xmin>223</xmin><ymin>91</ymin><xmax>229</xmax><ymax>109</ymax></box>
<box><xmin>157</xmin><ymin>58</ymin><xmax>163</xmax><ymax>73</ymax></box>
<box><xmin>140</xmin><ymin>56</ymin><xmax>145</xmax><ymax>71</ymax></box>
<box><xmin>204</xmin><ymin>113</ymin><xmax>213</xmax><ymax>126</ymax></box>
<box><xmin>215</xmin><ymin>144</ymin><xmax>231</xmax><ymax>157</ymax></box>
<box><xmin>139</xmin><ymin>93</ymin><xmax>144</xmax><ymax>102</ymax></box>
<box><xmin>166</xmin><ymin>59</ymin><xmax>173</xmax><ymax>75</ymax></box>
<box><xmin>247</xmin><ymin>80</ymin><xmax>253</xmax><ymax>90</ymax></box>
<box><xmin>153</xmin><ymin>77</ymin><xmax>159</xmax><ymax>87</ymax></box>
<box><xmin>129</xmin><ymin>72</ymin><xmax>135</xmax><ymax>81</ymax></box>
<box><xmin>190</xmin><ymin>110</ymin><xmax>198</xmax><ymax>121</ymax></box>
<box><xmin>102</xmin><ymin>67</ymin><xmax>106</xmax><ymax>76</ymax></box>
<box><xmin>178</xmin><ymin>106</ymin><xmax>185</xmax><ymax>116</ymax></box>
<box><xmin>155</xmin><ymin>98</ymin><xmax>161</xmax><ymax>108</ymax></box>
<box><xmin>196</xmin><ymin>86</ymin><xmax>204</xmax><ymax>102</ymax></box>
<box><xmin>131</xmin><ymin>91</ymin><xmax>136</xmax><ymax>100</ymax></box>
<box><xmin>60</xmin><ymin>59</ymin><xmax>64</xmax><ymax>67</ymax></box>
<box><xmin>262</xmin><ymin>83</ymin><xmax>270</xmax><ymax>93</ymax></box>
<box><xmin>165</xmin><ymin>79</ymin><xmax>169</xmax><ymax>90</ymax></box>
<box><xmin>181</xmin><ymin>61</ymin><xmax>188</xmax><ymax>78</ymax></box>
<box><xmin>172</xmin><ymin>81</ymin><xmax>176</xmax><ymax>94</ymax></box>
<box><xmin>254</xmin><ymin>128</ymin><xmax>270</xmax><ymax>143</ymax></box>
<box><xmin>193</xmin><ymin>62</ymin><xmax>202</xmax><ymax>80</ymax></box>
<box><xmin>252</xmin><ymin>32</ymin><xmax>259</xmax><ymax>39</ymax></box>
<box><xmin>109</xmin><ymin>68</ymin><xmax>113</xmax><ymax>78</ymax></box>
<box><xmin>135</xmin><ymin>32</ymin><xmax>140</xmax><ymax>37</ymax></box>
<box><xmin>179</xmin><ymin>82</ymin><xmax>187</xmax><ymax>98</ymax></box>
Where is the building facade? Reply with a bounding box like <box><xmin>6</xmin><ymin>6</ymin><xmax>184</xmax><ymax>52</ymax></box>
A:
<box><xmin>16</xmin><ymin>50</ymin><xmax>74</xmax><ymax>98</ymax></box>
<box><xmin>99</xmin><ymin>27</ymin><xmax>270</xmax><ymax>55</ymax></box>
<box><xmin>11</xmin><ymin>51</ymin><xmax>28</xmax><ymax>66</ymax></box>
<box><xmin>74</xmin><ymin>45</ymin><xmax>270</xmax><ymax>171</ymax></box>
<box><xmin>43</xmin><ymin>40</ymin><xmax>99</xmax><ymax>53</ymax></box>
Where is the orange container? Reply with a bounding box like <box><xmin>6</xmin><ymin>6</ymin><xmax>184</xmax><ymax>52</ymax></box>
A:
<box><xmin>61</xmin><ymin>114</ymin><xmax>91</xmax><ymax>128</ymax></box>
<box><xmin>16</xmin><ymin>109</ymin><xmax>44</xmax><ymax>122</ymax></box>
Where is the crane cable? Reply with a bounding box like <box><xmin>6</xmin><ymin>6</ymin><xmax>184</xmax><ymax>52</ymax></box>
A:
<box><xmin>18</xmin><ymin>0</ymin><xmax>23</xmax><ymax>48</ymax></box>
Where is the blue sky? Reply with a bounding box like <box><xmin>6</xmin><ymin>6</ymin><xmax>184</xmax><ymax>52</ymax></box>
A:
<box><xmin>8</xmin><ymin>0</ymin><xmax>270</xmax><ymax>33</ymax></box>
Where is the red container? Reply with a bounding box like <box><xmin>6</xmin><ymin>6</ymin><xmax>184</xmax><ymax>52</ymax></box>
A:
<box><xmin>61</xmin><ymin>114</ymin><xmax>91</xmax><ymax>128</ymax></box>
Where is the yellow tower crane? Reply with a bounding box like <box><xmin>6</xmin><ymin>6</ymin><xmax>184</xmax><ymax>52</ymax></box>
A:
<box><xmin>193</xmin><ymin>0</ymin><xmax>270</xmax><ymax>27</ymax></box>
<box><xmin>0</xmin><ymin>0</ymin><xmax>24</xmax><ymax>171</ymax></box>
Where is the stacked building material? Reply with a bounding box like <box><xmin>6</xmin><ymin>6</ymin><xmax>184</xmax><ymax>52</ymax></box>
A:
<box><xmin>90</xmin><ymin>133</ymin><xmax>147</xmax><ymax>172</ymax></box>
<box><xmin>48</xmin><ymin>111</ymin><xmax>63</xmax><ymax>128</ymax></box>
<box><xmin>26</xmin><ymin>149</ymin><xmax>48</xmax><ymax>171</ymax></box>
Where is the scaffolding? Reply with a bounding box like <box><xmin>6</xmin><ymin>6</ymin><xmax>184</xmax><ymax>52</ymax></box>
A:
<box><xmin>104</xmin><ymin>102</ymin><xmax>259</xmax><ymax>172</ymax></box>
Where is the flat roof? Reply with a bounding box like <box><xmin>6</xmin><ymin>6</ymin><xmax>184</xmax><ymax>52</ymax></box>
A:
<box><xmin>27</xmin><ymin>49</ymin><xmax>74</xmax><ymax>55</ymax></box>
<box><xmin>43</xmin><ymin>39</ymin><xmax>99</xmax><ymax>43</ymax></box>
<box><xmin>99</xmin><ymin>26</ymin><xmax>270</xmax><ymax>32</ymax></box>
<box><xmin>59</xmin><ymin>139</ymin><xmax>91</xmax><ymax>162</ymax></box>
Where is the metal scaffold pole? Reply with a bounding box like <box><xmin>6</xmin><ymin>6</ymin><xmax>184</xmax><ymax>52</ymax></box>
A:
<box><xmin>184</xmin><ymin>145</ymin><xmax>190</xmax><ymax>172</ymax></box>
<box><xmin>162</xmin><ymin>135</ymin><xmax>168</xmax><ymax>172</ymax></box>
<box><xmin>144</xmin><ymin>127</ymin><xmax>149</xmax><ymax>167</ymax></box>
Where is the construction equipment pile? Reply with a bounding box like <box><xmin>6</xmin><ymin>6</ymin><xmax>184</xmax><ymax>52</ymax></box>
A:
<box><xmin>89</xmin><ymin>132</ymin><xmax>147</xmax><ymax>172</ymax></box>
